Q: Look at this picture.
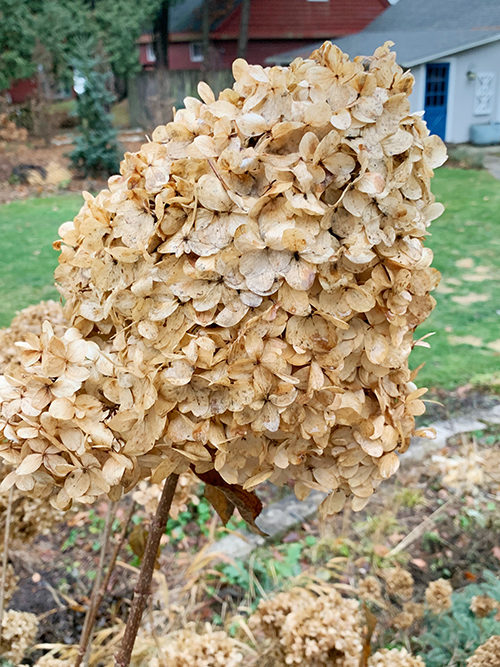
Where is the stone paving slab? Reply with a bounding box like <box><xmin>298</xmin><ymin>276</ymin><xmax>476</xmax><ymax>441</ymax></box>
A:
<box><xmin>207</xmin><ymin>403</ymin><xmax>500</xmax><ymax>561</ymax></box>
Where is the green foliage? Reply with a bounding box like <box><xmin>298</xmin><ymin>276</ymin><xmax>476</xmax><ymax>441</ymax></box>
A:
<box><xmin>69</xmin><ymin>44</ymin><xmax>120</xmax><ymax>176</ymax></box>
<box><xmin>0</xmin><ymin>0</ymin><xmax>35</xmax><ymax>90</ymax></box>
<box><xmin>217</xmin><ymin>540</ymin><xmax>308</xmax><ymax>604</ymax></box>
<box><xmin>416</xmin><ymin>570</ymin><xmax>500</xmax><ymax>666</ymax></box>
<box><xmin>0</xmin><ymin>0</ymin><xmax>162</xmax><ymax>94</ymax></box>
<box><xmin>93</xmin><ymin>0</ymin><xmax>160</xmax><ymax>80</ymax></box>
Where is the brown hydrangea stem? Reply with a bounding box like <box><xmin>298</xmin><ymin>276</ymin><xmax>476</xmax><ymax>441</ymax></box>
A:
<box><xmin>0</xmin><ymin>486</ymin><xmax>14</xmax><ymax>642</ymax></box>
<box><xmin>76</xmin><ymin>500</ymin><xmax>117</xmax><ymax>667</ymax></box>
<box><xmin>115</xmin><ymin>473</ymin><xmax>179</xmax><ymax>667</ymax></box>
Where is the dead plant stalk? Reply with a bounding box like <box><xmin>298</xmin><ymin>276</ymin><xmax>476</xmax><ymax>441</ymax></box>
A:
<box><xmin>115</xmin><ymin>473</ymin><xmax>179</xmax><ymax>667</ymax></box>
<box><xmin>76</xmin><ymin>500</ymin><xmax>117</xmax><ymax>667</ymax></box>
<box><xmin>0</xmin><ymin>486</ymin><xmax>13</xmax><ymax>642</ymax></box>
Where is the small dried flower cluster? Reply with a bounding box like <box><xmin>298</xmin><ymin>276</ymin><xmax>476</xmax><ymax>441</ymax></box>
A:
<box><xmin>0</xmin><ymin>467</ymin><xmax>64</xmax><ymax>542</ymax></box>
<box><xmin>0</xmin><ymin>609</ymin><xmax>39</xmax><ymax>664</ymax></box>
<box><xmin>358</xmin><ymin>575</ymin><xmax>383</xmax><ymax>603</ymax></box>
<box><xmin>0</xmin><ymin>301</ymin><xmax>66</xmax><ymax>371</ymax></box>
<box><xmin>382</xmin><ymin>567</ymin><xmax>414</xmax><ymax>601</ymax></box>
<box><xmin>470</xmin><ymin>595</ymin><xmax>499</xmax><ymax>618</ymax></box>
<box><xmin>132</xmin><ymin>471</ymin><xmax>199</xmax><ymax>518</ymax></box>
<box><xmin>368</xmin><ymin>647</ymin><xmax>425</xmax><ymax>666</ymax></box>
<box><xmin>0</xmin><ymin>562</ymin><xmax>18</xmax><ymax>604</ymax></box>
<box><xmin>466</xmin><ymin>636</ymin><xmax>500</xmax><ymax>666</ymax></box>
<box><xmin>249</xmin><ymin>587</ymin><xmax>363</xmax><ymax>665</ymax></box>
<box><xmin>425</xmin><ymin>578</ymin><xmax>453</xmax><ymax>614</ymax></box>
<box><xmin>157</xmin><ymin>625</ymin><xmax>245</xmax><ymax>666</ymax></box>
<box><xmin>1</xmin><ymin>41</ymin><xmax>444</xmax><ymax>512</ymax></box>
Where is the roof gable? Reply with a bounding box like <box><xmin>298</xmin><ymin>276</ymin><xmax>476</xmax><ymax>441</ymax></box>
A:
<box><xmin>267</xmin><ymin>0</ymin><xmax>500</xmax><ymax>65</ymax></box>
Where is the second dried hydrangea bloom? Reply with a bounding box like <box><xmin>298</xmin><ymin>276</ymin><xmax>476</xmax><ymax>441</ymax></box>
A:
<box><xmin>0</xmin><ymin>41</ymin><xmax>445</xmax><ymax>513</ymax></box>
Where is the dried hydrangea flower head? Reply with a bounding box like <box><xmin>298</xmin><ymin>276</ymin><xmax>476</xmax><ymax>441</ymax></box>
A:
<box><xmin>0</xmin><ymin>610</ymin><xmax>39</xmax><ymax>664</ymax></box>
<box><xmin>382</xmin><ymin>567</ymin><xmax>414</xmax><ymax>601</ymax></box>
<box><xmin>0</xmin><ymin>562</ymin><xmax>18</xmax><ymax>605</ymax></box>
<box><xmin>0</xmin><ymin>301</ymin><xmax>66</xmax><ymax>372</ymax></box>
<box><xmin>1</xmin><ymin>41</ymin><xmax>445</xmax><ymax>516</ymax></box>
<box><xmin>249</xmin><ymin>587</ymin><xmax>363</xmax><ymax>666</ymax></box>
<box><xmin>132</xmin><ymin>471</ymin><xmax>199</xmax><ymax>518</ymax></box>
<box><xmin>425</xmin><ymin>578</ymin><xmax>452</xmax><ymax>614</ymax></box>
<box><xmin>470</xmin><ymin>595</ymin><xmax>499</xmax><ymax>619</ymax></box>
<box><xmin>466</xmin><ymin>636</ymin><xmax>500</xmax><ymax>667</ymax></box>
<box><xmin>368</xmin><ymin>648</ymin><xmax>425</xmax><ymax>666</ymax></box>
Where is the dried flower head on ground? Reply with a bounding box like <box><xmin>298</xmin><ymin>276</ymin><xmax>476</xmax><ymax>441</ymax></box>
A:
<box><xmin>0</xmin><ymin>41</ymin><xmax>446</xmax><ymax>516</ymax></box>
<box><xmin>425</xmin><ymin>578</ymin><xmax>453</xmax><ymax>614</ymax></box>
<box><xmin>0</xmin><ymin>609</ymin><xmax>38</xmax><ymax>664</ymax></box>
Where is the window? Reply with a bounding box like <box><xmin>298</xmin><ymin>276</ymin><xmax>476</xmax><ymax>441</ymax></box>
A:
<box><xmin>145</xmin><ymin>43</ymin><xmax>156</xmax><ymax>63</ymax></box>
<box><xmin>307</xmin><ymin>0</ymin><xmax>329</xmax><ymax>3</ymax></box>
<box><xmin>190</xmin><ymin>42</ymin><xmax>204</xmax><ymax>62</ymax></box>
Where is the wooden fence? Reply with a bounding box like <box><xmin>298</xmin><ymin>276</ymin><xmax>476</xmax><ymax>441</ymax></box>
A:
<box><xmin>128</xmin><ymin>69</ymin><xmax>234</xmax><ymax>129</ymax></box>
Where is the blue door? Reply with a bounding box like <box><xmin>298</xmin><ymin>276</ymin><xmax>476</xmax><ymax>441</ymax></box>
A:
<box><xmin>424</xmin><ymin>63</ymin><xmax>449</xmax><ymax>140</ymax></box>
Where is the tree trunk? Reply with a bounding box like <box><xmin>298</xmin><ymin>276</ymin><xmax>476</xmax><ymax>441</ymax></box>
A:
<box><xmin>237</xmin><ymin>0</ymin><xmax>251</xmax><ymax>59</ymax></box>
<box><xmin>201</xmin><ymin>0</ymin><xmax>211</xmax><ymax>70</ymax></box>
<box><xmin>154</xmin><ymin>0</ymin><xmax>170</xmax><ymax>69</ymax></box>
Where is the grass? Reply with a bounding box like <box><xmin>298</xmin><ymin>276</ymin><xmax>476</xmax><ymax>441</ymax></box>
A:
<box><xmin>410</xmin><ymin>168</ymin><xmax>500</xmax><ymax>390</ymax></box>
<box><xmin>0</xmin><ymin>168</ymin><xmax>498</xmax><ymax>390</ymax></box>
<box><xmin>0</xmin><ymin>194</ymin><xmax>82</xmax><ymax>326</ymax></box>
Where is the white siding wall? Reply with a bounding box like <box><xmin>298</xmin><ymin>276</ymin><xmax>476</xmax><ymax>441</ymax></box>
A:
<box><xmin>407</xmin><ymin>40</ymin><xmax>500</xmax><ymax>143</ymax></box>
<box><xmin>408</xmin><ymin>64</ymin><xmax>425</xmax><ymax>112</ymax></box>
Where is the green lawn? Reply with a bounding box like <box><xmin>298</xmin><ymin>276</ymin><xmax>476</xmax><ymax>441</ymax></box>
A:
<box><xmin>0</xmin><ymin>194</ymin><xmax>82</xmax><ymax>327</ymax></box>
<box><xmin>0</xmin><ymin>169</ymin><xmax>499</xmax><ymax>390</ymax></box>
<box><xmin>410</xmin><ymin>168</ymin><xmax>500</xmax><ymax>389</ymax></box>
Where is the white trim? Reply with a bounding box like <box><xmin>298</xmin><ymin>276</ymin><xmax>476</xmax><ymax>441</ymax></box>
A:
<box><xmin>443</xmin><ymin>57</ymin><xmax>456</xmax><ymax>142</ymax></box>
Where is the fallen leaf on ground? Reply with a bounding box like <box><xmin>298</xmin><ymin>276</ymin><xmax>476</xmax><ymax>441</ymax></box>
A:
<box><xmin>436</xmin><ymin>284</ymin><xmax>454</xmax><ymax>294</ymax></box>
<box><xmin>462</xmin><ymin>274</ymin><xmax>490</xmax><ymax>282</ymax></box>
<box><xmin>455</xmin><ymin>258</ymin><xmax>474</xmax><ymax>269</ymax></box>
<box><xmin>451</xmin><ymin>294</ymin><xmax>489</xmax><ymax>306</ymax></box>
<box><xmin>447</xmin><ymin>335</ymin><xmax>484</xmax><ymax>347</ymax></box>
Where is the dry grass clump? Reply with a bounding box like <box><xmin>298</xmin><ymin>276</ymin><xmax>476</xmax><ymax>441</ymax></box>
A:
<box><xmin>0</xmin><ymin>562</ymin><xmax>18</xmax><ymax>604</ymax></box>
<box><xmin>0</xmin><ymin>609</ymin><xmax>38</xmax><ymax>663</ymax></box>
<box><xmin>0</xmin><ymin>41</ymin><xmax>445</xmax><ymax>516</ymax></box>
<box><xmin>0</xmin><ymin>300</ymin><xmax>66</xmax><ymax>371</ymax></box>
<box><xmin>367</xmin><ymin>647</ymin><xmax>425</xmax><ymax>666</ymax></box>
<box><xmin>466</xmin><ymin>635</ymin><xmax>500</xmax><ymax>666</ymax></box>
<box><xmin>425</xmin><ymin>577</ymin><xmax>452</xmax><ymax>614</ymax></box>
<box><xmin>249</xmin><ymin>587</ymin><xmax>363</xmax><ymax>666</ymax></box>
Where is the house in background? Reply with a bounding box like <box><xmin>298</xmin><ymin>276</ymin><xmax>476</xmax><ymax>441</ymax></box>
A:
<box><xmin>267</xmin><ymin>0</ymin><xmax>500</xmax><ymax>144</ymax></box>
<box><xmin>139</xmin><ymin>0</ymin><xmax>388</xmax><ymax>71</ymax></box>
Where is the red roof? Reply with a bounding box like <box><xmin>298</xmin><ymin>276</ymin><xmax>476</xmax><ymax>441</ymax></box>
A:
<box><xmin>207</xmin><ymin>0</ymin><xmax>388</xmax><ymax>40</ymax></box>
